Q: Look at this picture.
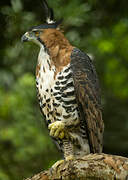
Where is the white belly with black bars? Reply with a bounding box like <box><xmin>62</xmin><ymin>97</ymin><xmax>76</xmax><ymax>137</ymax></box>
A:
<box><xmin>36</xmin><ymin>47</ymin><xmax>90</xmax><ymax>157</ymax></box>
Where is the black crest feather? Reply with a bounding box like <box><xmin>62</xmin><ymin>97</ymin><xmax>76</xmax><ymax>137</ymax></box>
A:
<box><xmin>30</xmin><ymin>0</ymin><xmax>62</xmax><ymax>30</ymax></box>
<box><xmin>42</xmin><ymin>0</ymin><xmax>54</xmax><ymax>23</ymax></box>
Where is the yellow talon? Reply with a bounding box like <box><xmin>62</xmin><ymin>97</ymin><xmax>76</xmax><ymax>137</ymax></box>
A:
<box><xmin>48</xmin><ymin>121</ymin><xmax>65</xmax><ymax>139</ymax></box>
<box><xmin>48</xmin><ymin>123</ymin><xmax>53</xmax><ymax>130</ymax></box>
<box><xmin>66</xmin><ymin>155</ymin><xmax>74</xmax><ymax>161</ymax></box>
<box><xmin>59</xmin><ymin>131</ymin><xmax>65</xmax><ymax>139</ymax></box>
<box><xmin>52</xmin><ymin>159</ymin><xmax>64</xmax><ymax>170</ymax></box>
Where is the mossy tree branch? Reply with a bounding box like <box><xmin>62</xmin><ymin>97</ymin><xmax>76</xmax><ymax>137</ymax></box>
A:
<box><xmin>25</xmin><ymin>153</ymin><xmax>128</xmax><ymax>180</ymax></box>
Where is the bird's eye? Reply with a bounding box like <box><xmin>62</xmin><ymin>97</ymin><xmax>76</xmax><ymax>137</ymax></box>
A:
<box><xmin>35</xmin><ymin>31</ymin><xmax>39</xmax><ymax>36</ymax></box>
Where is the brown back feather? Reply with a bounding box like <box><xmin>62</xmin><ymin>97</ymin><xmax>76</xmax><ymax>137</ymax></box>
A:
<box><xmin>71</xmin><ymin>48</ymin><xmax>104</xmax><ymax>153</ymax></box>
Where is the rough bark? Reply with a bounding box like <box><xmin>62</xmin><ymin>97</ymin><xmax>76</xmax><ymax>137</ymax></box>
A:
<box><xmin>24</xmin><ymin>153</ymin><xmax>128</xmax><ymax>180</ymax></box>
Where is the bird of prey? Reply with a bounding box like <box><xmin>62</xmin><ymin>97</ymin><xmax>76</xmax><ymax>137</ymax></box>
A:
<box><xmin>21</xmin><ymin>0</ymin><xmax>104</xmax><ymax>161</ymax></box>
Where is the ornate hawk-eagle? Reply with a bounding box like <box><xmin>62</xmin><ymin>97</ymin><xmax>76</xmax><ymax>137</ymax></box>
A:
<box><xmin>21</xmin><ymin>0</ymin><xmax>104</xmax><ymax>161</ymax></box>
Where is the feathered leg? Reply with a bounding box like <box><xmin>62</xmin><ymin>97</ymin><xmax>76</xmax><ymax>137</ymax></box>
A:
<box><xmin>63</xmin><ymin>139</ymin><xmax>74</xmax><ymax>160</ymax></box>
<box><xmin>51</xmin><ymin>139</ymin><xmax>74</xmax><ymax>171</ymax></box>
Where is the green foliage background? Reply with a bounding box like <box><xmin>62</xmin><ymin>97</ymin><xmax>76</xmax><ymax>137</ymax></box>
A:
<box><xmin>0</xmin><ymin>0</ymin><xmax>128</xmax><ymax>179</ymax></box>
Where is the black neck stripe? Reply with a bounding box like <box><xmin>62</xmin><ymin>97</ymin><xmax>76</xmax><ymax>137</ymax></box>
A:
<box><xmin>37</xmin><ymin>37</ymin><xmax>48</xmax><ymax>53</ymax></box>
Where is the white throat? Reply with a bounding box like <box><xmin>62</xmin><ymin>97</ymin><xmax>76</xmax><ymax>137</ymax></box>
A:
<box><xmin>38</xmin><ymin>46</ymin><xmax>49</xmax><ymax>63</ymax></box>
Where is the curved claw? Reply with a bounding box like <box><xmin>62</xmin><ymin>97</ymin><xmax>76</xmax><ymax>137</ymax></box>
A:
<box><xmin>58</xmin><ymin>131</ymin><xmax>65</xmax><ymax>139</ymax></box>
<box><xmin>52</xmin><ymin>159</ymin><xmax>64</xmax><ymax>169</ymax></box>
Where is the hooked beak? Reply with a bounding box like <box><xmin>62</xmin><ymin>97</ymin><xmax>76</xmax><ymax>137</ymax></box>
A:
<box><xmin>21</xmin><ymin>31</ymin><xmax>41</xmax><ymax>46</ymax></box>
<box><xmin>21</xmin><ymin>32</ymin><xmax>29</xmax><ymax>42</ymax></box>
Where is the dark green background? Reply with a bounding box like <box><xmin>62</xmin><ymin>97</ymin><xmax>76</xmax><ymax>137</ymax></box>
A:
<box><xmin>0</xmin><ymin>0</ymin><xmax>128</xmax><ymax>179</ymax></box>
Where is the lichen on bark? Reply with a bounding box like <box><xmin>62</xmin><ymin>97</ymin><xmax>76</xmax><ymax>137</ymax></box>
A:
<box><xmin>25</xmin><ymin>153</ymin><xmax>128</xmax><ymax>180</ymax></box>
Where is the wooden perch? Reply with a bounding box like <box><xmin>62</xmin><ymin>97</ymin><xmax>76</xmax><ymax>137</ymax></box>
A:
<box><xmin>25</xmin><ymin>153</ymin><xmax>128</xmax><ymax>180</ymax></box>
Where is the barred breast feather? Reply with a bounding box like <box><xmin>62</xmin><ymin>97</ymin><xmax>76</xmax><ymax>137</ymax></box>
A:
<box><xmin>36</xmin><ymin>46</ymin><xmax>79</xmax><ymax>127</ymax></box>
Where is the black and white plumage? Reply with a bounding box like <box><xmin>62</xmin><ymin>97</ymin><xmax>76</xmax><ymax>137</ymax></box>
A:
<box><xmin>21</xmin><ymin>0</ymin><xmax>104</xmax><ymax>161</ymax></box>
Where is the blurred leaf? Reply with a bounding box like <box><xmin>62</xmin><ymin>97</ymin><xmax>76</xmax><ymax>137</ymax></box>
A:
<box><xmin>98</xmin><ymin>40</ymin><xmax>114</xmax><ymax>53</ymax></box>
<box><xmin>11</xmin><ymin>0</ymin><xmax>23</xmax><ymax>13</ymax></box>
<box><xmin>0</xmin><ymin>172</ymin><xmax>9</xmax><ymax>180</ymax></box>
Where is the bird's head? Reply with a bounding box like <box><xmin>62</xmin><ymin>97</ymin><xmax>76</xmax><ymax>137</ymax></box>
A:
<box><xmin>21</xmin><ymin>0</ymin><xmax>73</xmax><ymax>69</ymax></box>
<box><xmin>21</xmin><ymin>0</ymin><xmax>63</xmax><ymax>48</ymax></box>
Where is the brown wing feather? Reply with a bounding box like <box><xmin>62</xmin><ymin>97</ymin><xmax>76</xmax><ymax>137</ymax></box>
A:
<box><xmin>70</xmin><ymin>48</ymin><xmax>104</xmax><ymax>153</ymax></box>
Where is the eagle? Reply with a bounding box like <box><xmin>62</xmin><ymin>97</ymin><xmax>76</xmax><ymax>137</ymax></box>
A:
<box><xmin>21</xmin><ymin>0</ymin><xmax>104</xmax><ymax>162</ymax></box>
